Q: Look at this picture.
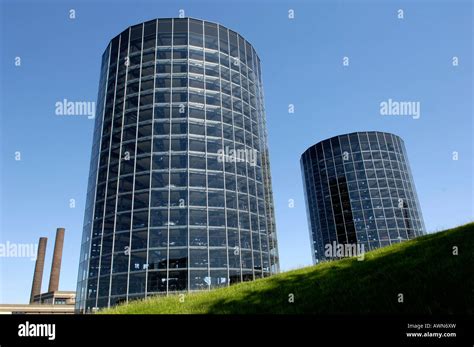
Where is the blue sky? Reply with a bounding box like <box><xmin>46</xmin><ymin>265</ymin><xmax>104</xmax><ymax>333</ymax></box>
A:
<box><xmin>0</xmin><ymin>0</ymin><xmax>472</xmax><ymax>303</ymax></box>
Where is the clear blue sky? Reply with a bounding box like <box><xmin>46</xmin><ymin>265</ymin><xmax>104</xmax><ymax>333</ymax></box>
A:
<box><xmin>0</xmin><ymin>0</ymin><xmax>472</xmax><ymax>304</ymax></box>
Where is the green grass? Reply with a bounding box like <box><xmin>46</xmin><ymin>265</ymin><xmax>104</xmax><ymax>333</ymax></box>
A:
<box><xmin>103</xmin><ymin>223</ymin><xmax>474</xmax><ymax>314</ymax></box>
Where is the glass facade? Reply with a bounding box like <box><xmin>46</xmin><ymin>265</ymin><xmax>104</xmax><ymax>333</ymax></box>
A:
<box><xmin>76</xmin><ymin>18</ymin><xmax>278</xmax><ymax>312</ymax></box>
<box><xmin>301</xmin><ymin>131</ymin><xmax>425</xmax><ymax>264</ymax></box>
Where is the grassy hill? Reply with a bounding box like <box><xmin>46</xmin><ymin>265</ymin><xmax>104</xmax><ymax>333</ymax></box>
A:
<box><xmin>103</xmin><ymin>222</ymin><xmax>473</xmax><ymax>314</ymax></box>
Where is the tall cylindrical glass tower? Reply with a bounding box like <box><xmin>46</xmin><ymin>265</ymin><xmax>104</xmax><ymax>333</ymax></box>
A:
<box><xmin>76</xmin><ymin>17</ymin><xmax>278</xmax><ymax>312</ymax></box>
<box><xmin>301</xmin><ymin>131</ymin><xmax>425</xmax><ymax>264</ymax></box>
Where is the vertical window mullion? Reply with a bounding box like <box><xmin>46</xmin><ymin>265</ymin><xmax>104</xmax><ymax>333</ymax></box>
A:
<box><xmin>144</xmin><ymin>18</ymin><xmax>158</xmax><ymax>298</ymax></box>
<box><xmin>126</xmin><ymin>23</ymin><xmax>144</xmax><ymax>302</ymax></box>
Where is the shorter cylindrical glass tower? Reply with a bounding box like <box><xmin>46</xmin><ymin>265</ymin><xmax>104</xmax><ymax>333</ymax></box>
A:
<box><xmin>301</xmin><ymin>131</ymin><xmax>425</xmax><ymax>263</ymax></box>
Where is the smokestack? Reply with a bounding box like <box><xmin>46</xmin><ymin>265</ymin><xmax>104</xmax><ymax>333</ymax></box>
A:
<box><xmin>30</xmin><ymin>237</ymin><xmax>47</xmax><ymax>303</ymax></box>
<box><xmin>48</xmin><ymin>228</ymin><xmax>65</xmax><ymax>293</ymax></box>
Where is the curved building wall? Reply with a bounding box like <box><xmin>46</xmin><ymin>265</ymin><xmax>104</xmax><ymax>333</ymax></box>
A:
<box><xmin>76</xmin><ymin>17</ymin><xmax>278</xmax><ymax>312</ymax></box>
<box><xmin>301</xmin><ymin>131</ymin><xmax>425</xmax><ymax>263</ymax></box>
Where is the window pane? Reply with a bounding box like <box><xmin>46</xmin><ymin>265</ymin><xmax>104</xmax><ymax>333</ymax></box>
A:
<box><xmin>190</xmin><ymin>249</ymin><xmax>208</xmax><ymax>268</ymax></box>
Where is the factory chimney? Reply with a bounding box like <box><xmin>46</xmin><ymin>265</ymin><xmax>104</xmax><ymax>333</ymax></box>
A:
<box><xmin>48</xmin><ymin>228</ymin><xmax>65</xmax><ymax>293</ymax></box>
<box><xmin>30</xmin><ymin>237</ymin><xmax>47</xmax><ymax>303</ymax></box>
